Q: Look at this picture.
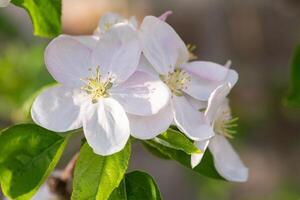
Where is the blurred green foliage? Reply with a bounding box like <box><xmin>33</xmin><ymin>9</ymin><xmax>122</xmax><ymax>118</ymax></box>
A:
<box><xmin>0</xmin><ymin>41</ymin><xmax>54</xmax><ymax>124</ymax></box>
<box><xmin>285</xmin><ymin>43</ymin><xmax>300</xmax><ymax>107</ymax></box>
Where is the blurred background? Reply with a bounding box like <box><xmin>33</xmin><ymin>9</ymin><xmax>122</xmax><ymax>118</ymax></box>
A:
<box><xmin>1</xmin><ymin>0</ymin><xmax>300</xmax><ymax>199</ymax></box>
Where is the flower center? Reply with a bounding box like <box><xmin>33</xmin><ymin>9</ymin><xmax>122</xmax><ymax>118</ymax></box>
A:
<box><xmin>160</xmin><ymin>68</ymin><xmax>191</xmax><ymax>96</ymax></box>
<box><xmin>213</xmin><ymin>110</ymin><xmax>238</xmax><ymax>139</ymax></box>
<box><xmin>81</xmin><ymin>67</ymin><xmax>113</xmax><ymax>103</ymax></box>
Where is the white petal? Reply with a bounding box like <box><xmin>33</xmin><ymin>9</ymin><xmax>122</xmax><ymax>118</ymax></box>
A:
<box><xmin>82</xmin><ymin>98</ymin><xmax>130</xmax><ymax>156</ymax></box>
<box><xmin>205</xmin><ymin>83</ymin><xmax>232</xmax><ymax>123</ymax></box>
<box><xmin>137</xmin><ymin>55</ymin><xmax>160</xmax><ymax>78</ymax></box>
<box><xmin>0</xmin><ymin>0</ymin><xmax>10</xmax><ymax>7</ymax></box>
<box><xmin>185</xmin><ymin>95</ymin><xmax>207</xmax><ymax>111</ymax></box>
<box><xmin>183</xmin><ymin>68</ymin><xmax>238</xmax><ymax>101</ymax></box>
<box><xmin>71</xmin><ymin>35</ymin><xmax>99</xmax><ymax>49</ymax></box>
<box><xmin>140</xmin><ymin>16</ymin><xmax>189</xmax><ymax>75</ymax></box>
<box><xmin>92</xmin><ymin>24</ymin><xmax>141</xmax><ymax>83</ymax></box>
<box><xmin>129</xmin><ymin>16</ymin><xmax>138</xmax><ymax>29</ymax></box>
<box><xmin>209</xmin><ymin>135</ymin><xmax>249</xmax><ymax>182</ymax></box>
<box><xmin>31</xmin><ymin>85</ymin><xmax>85</xmax><ymax>132</ymax></box>
<box><xmin>226</xmin><ymin>69</ymin><xmax>239</xmax><ymax>87</ymax></box>
<box><xmin>191</xmin><ymin>140</ymin><xmax>209</xmax><ymax>168</ymax></box>
<box><xmin>45</xmin><ymin>35</ymin><xmax>92</xmax><ymax>87</ymax></box>
<box><xmin>172</xmin><ymin>96</ymin><xmax>214</xmax><ymax>140</ymax></box>
<box><xmin>128</xmin><ymin>104</ymin><xmax>173</xmax><ymax>139</ymax></box>
<box><xmin>182</xmin><ymin>61</ymin><xmax>229</xmax><ymax>82</ymax></box>
<box><xmin>111</xmin><ymin>71</ymin><xmax>170</xmax><ymax>116</ymax></box>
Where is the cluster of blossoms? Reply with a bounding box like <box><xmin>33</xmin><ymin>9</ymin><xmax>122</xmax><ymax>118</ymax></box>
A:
<box><xmin>31</xmin><ymin>12</ymin><xmax>248</xmax><ymax>182</ymax></box>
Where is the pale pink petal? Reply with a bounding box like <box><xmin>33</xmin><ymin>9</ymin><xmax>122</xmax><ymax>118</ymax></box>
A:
<box><xmin>172</xmin><ymin>96</ymin><xmax>214</xmax><ymax>140</ymax></box>
<box><xmin>82</xmin><ymin>98</ymin><xmax>130</xmax><ymax>156</ymax></box>
<box><xmin>191</xmin><ymin>140</ymin><xmax>210</xmax><ymax>168</ymax></box>
<box><xmin>158</xmin><ymin>11</ymin><xmax>173</xmax><ymax>21</ymax></box>
<box><xmin>92</xmin><ymin>24</ymin><xmax>141</xmax><ymax>83</ymax></box>
<box><xmin>182</xmin><ymin>61</ymin><xmax>228</xmax><ymax>82</ymax></box>
<box><xmin>111</xmin><ymin>71</ymin><xmax>170</xmax><ymax>116</ymax></box>
<box><xmin>209</xmin><ymin>135</ymin><xmax>249</xmax><ymax>182</ymax></box>
<box><xmin>31</xmin><ymin>85</ymin><xmax>85</xmax><ymax>132</ymax></box>
<box><xmin>137</xmin><ymin>55</ymin><xmax>160</xmax><ymax>78</ymax></box>
<box><xmin>205</xmin><ymin>83</ymin><xmax>232</xmax><ymax>123</ymax></box>
<box><xmin>71</xmin><ymin>35</ymin><xmax>99</xmax><ymax>49</ymax></box>
<box><xmin>128</xmin><ymin>104</ymin><xmax>173</xmax><ymax>139</ymax></box>
<box><xmin>185</xmin><ymin>95</ymin><xmax>207</xmax><ymax>111</ymax></box>
<box><xmin>45</xmin><ymin>35</ymin><xmax>92</xmax><ymax>87</ymax></box>
<box><xmin>140</xmin><ymin>16</ymin><xmax>189</xmax><ymax>75</ymax></box>
<box><xmin>183</xmin><ymin>69</ymin><xmax>238</xmax><ymax>101</ymax></box>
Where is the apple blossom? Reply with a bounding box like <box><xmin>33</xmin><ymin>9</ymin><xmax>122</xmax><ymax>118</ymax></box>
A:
<box><xmin>191</xmin><ymin>84</ymin><xmax>248</xmax><ymax>182</ymax></box>
<box><xmin>31</xmin><ymin>23</ymin><xmax>170</xmax><ymax>156</ymax></box>
<box><xmin>133</xmin><ymin>16</ymin><xmax>238</xmax><ymax>141</ymax></box>
<box><xmin>0</xmin><ymin>0</ymin><xmax>10</xmax><ymax>7</ymax></box>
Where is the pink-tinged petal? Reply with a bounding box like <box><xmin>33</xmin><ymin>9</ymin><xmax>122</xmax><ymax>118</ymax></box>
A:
<box><xmin>172</xmin><ymin>95</ymin><xmax>214</xmax><ymax>140</ymax></box>
<box><xmin>182</xmin><ymin>61</ymin><xmax>228</xmax><ymax>82</ymax></box>
<box><xmin>82</xmin><ymin>98</ymin><xmax>130</xmax><ymax>156</ymax></box>
<box><xmin>45</xmin><ymin>35</ymin><xmax>92</xmax><ymax>87</ymax></box>
<box><xmin>128</xmin><ymin>104</ymin><xmax>173</xmax><ymax>139</ymax></box>
<box><xmin>209</xmin><ymin>135</ymin><xmax>249</xmax><ymax>182</ymax></box>
<box><xmin>185</xmin><ymin>95</ymin><xmax>207</xmax><ymax>111</ymax></box>
<box><xmin>226</xmin><ymin>69</ymin><xmax>239</xmax><ymax>87</ymax></box>
<box><xmin>92</xmin><ymin>24</ymin><xmax>141</xmax><ymax>83</ymax></box>
<box><xmin>71</xmin><ymin>35</ymin><xmax>99</xmax><ymax>50</ymax></box>
<box><xmin>140</xmin><ymin>16</ymin><xmax>189</xmax><ymax>75</ymax></box>
<box><xmin>191</xmin><ymin>140</ymin><xmax>210</xmax><ymax>168</ymax></box>
<box><xmin>205</xmin><ymin>83</ymin><xmax>232</xmax><ymax>123</ymax></box>
<box><xmin>158</xmin><ymin>11</ymin><xmax>173</xmax><ymax>21</ymax></box>
<box><xmin>111</xmin><ymin>71</ymin><xmax>170</xmax><ymax>116</ymax></box>
<box><xmin>137</xmin><ymin>55</ymin><xmax>160</xmax><ymax>78</ymax></box>
<box><xmin>183</xmin><ymin>68</ymin><xmax>238</xmax><ymax>101</ymax></box>
<box><xmin>31</xmin><ymin>85</ymin><xmax>85</xmax><ymax>132</ymax></box>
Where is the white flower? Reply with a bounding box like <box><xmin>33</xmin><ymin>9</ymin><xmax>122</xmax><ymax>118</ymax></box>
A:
<box><xmin>31</xmin><ymin>24</ymin><xmax>170</xmax><ymax>155</ymax></box>
<box><xmin>0</xmin><ymin>0</ymin><xmax>10</xmax><ymax>7</ymax></box>
<box><xmin>133</xmin><ymin>16</ymin><xmax>238</xmax><ymax>141</ymax></box>
<box><xmin>191</xmin><ymin>84</ymin><xmax>248</xmax><ymax>182</ymax></box>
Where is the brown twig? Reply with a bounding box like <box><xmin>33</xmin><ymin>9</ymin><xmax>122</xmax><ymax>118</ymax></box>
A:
<box><xmin>47</xmin><ymin>152</ymin><xmax>79</xmax><ymax>199</ymax></box>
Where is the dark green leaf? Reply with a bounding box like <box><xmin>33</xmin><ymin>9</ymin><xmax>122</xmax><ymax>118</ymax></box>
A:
<box><xmin>143</xmin><ymin>139</ymin><xmax>223</xmax><ymax>180</ymax></box>
<box><xmin>285</xmin><ymin>43</ymin><xmax>300</xmax><ymax>107</ymax></box>
<box><xmin>154</xmin><ymin>128</ymin><xmax>201</xmax><ymax>154</ymax></box>
<box><xmin>109</xmin><ymin>171</ymin><xmax>162</xmax><ymax>200</ymax></box>
<box><xmin>11</xmin><ymin>0</ymin><xmax>61</xmax><ymax>37</ymax></box>
<box><xmin>72</xmin><ymin>141</ymin><xmax>131</xmax><ymax>200</ymax></box>
<box><xmin>0</xmin><ymin>124</ymin><xmax>69</xmax><ymax>200</ymax></box>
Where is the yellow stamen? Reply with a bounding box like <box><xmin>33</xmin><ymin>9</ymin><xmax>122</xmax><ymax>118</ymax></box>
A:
<box><xmin>81</xmin><ymin>66</ymin><xmax>113</xmax><ymax>103</ymax></box>
<box><xmin>214</xmin><ymin>109</ymin><xmax>238</xmax><ymax>139</ymax></box>
<box><xmin>160</xmin><ymin>68</ymin><xmax>191</xmax><ymax>96</ymax></box>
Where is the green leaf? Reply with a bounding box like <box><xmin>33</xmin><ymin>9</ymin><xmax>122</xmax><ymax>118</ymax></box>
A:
<box><xmin>72</xmin><ymin>141</ymin><xmax>131</xmax><ymax>200</ymax></box>
<box><xmin>143</xmin><ymin>139</ymin><xmax>223</xmax><ymax>180</ymax></box>
<box><xmin>154</xmin><ymin>128</ymin><xmax>201</xmax><ymax>154</ymax></box>
<box><xmin>109</xmin><ymin>171</ymin><xmax>162</xmax><ymax>200</ymax></box>
<box><xmin>11</xmin><ymin>0</ymin><xmax>61</xmax><ymax>38</ymax></box>
<box><xmin>285</xmin><ymin>43</ymin><xmax>300</xmax><ymax>107</ymax></box>
<box><xmin>0</xmin><ymin>124</ymin><xmax>69</xmax><ymax>200</ymax></box>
